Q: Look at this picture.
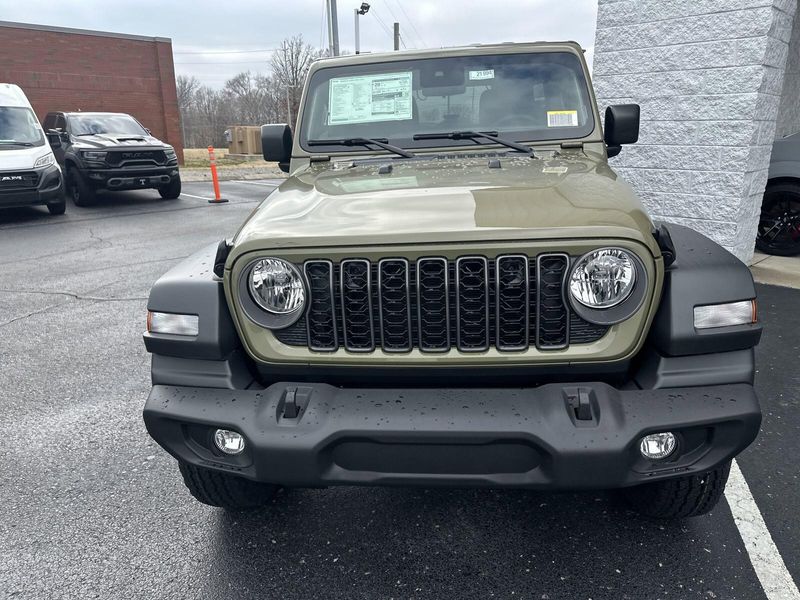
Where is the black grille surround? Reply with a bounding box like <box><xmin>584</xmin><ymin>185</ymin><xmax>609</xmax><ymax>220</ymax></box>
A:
<box><xmin>0</xmin><ymin>171</ymin><xmax>39</xmax><ymax>191</ymax></box>
<box><xmin>274</xmin><ymin>254</ymin><xmax>609</xmax><ymax>354</ymax></box>
<box><xmin>105</xmin><ymin>149</ymin><xmax>168</xmax><ymax>168</ymax></box>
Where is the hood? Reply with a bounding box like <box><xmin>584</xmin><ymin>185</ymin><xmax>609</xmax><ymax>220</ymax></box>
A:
<box><xmin>231</xmin><ymin>152</ymin><xmax>658</xmax><ymax>257</ymax></box>
<box><xmin>71</xmin><ymin>133</ymin><xmax>167</xmax><ymax>149</ymax></box>
<box><xmin>0</xmin><ymin>146</ymin><xmax>53</xmax><ymax>171</ymax></box>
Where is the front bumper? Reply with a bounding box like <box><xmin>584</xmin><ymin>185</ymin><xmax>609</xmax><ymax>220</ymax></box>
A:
<box><xmin>0</xmin><ymin>165</ymin><xmax>63</xmax><ymax>209</ymax></box>
<box><xmin>84</xmin><ymin>166</ymin><xmax>179</xmax><ymax>190</ymax></box>
<box><xmin>144</xmin><ymin>382</ymin><xmax>761</xmax><ymax>490</ymax></box>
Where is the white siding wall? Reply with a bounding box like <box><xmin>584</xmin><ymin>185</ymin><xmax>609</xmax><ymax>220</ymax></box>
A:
<box><xmin>593</xmin><ymin>0</ymin><xmax>798</xmax><ymax>261</ymax></box>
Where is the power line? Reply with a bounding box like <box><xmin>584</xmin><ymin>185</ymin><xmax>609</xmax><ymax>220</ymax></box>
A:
<box><xmin>174</xmin><ymin>60</ymin><xmax>273</xmax><ymax>65</ymax></box>
<box><xmin>370</xmin><ymin>7</ymin><xmax>393</xmax><ymax>39</ymax></box>
<box><xmin>393</xmin><ymin>0</ymin><xmax>427</xmax><ymax>47</ymax></box>
<box><xmin>174</xmin><ymin>48</ymin><xmax>278</xmax><ymax>55</ymax></box>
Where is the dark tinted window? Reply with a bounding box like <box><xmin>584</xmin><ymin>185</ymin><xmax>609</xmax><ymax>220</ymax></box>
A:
<box><xmin>68</xmin><ymin>114</ymin><xmax>147</xmax><ymax>136</ymax></box>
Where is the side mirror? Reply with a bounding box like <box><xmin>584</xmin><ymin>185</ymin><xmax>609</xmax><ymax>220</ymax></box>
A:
<box><xmin>261</xmin><ymin>124</ymin><xmax>293</xmax><ymax>173</ymax></box>
<box><xmin>604</xmin><ymin>104</ymin><xmax>640</xmax><ymax>158</ymax></box>
<box><xmin>46</xmin><ymin>130</ymin><xmax>62</xmax><ymax>148</ymax></box>
<box><xmin>145</xmin><ymin>128</ymin><xmax>151</xmax><ymax>135</ymax></box>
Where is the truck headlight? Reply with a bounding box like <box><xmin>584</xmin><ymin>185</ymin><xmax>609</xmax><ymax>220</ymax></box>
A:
<box><xmin>249</xmin><ymin>258</ymin><xmax>306</xmax><ymax>315</ymax></box>
<box><xmin>569</xmin><ymin>248</ymin><xmax>636</xmax><ymax>308</ymax></box>
<box><xmin>34</xmin><ymin>154</ymin><xmax>55</xmax><ymax>168</ymax></box>
<box><xmin>81</xmin><ymin>150</ymin><xmax>107</xmax><ymax>161</ymax></box>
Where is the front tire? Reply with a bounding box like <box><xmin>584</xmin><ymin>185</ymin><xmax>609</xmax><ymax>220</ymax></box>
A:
<box><xmin>159</xmin><ymin>176</ymin><xmax>181</xmax><ymax>200</ymax></box>
<box><xmin>47</xmin><ymin>192</ymin><xmax>67</xmax><ymax>215</ymax></box>
<box><xmin>621</xmin><ymin>461</ymin><xmax>731</xmax><ymax>519</ymax></box>
<box><xmin>67</xmin><ymin>169</ymin><xmax>97</xmax><ymax>207</ymax></box>
<box><xmin>178</xmin><ymin>461</ymin><xmax>279</xmax><ymax>511</ymax></box>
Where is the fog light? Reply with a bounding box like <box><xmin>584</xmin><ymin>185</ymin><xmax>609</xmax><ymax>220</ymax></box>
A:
<box><xmin>213</xmin><ymin>429</ymin><xmax>245</xmax><ymax>455</ymax></box>
<box><xmin>639</xmin><ymin>432</ymin><xmax>677</xmax><ymax>460</ymax></box>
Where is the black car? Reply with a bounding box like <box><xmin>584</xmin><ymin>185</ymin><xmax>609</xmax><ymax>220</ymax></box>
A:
<box><xmin>43</xmin><ymin>111</ymin><xmax>181</xmax><ymax>205</ymax></box>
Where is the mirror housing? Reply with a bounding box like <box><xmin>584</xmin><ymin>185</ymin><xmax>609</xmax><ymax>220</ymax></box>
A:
<box><xmin>46</xmin><ymin>129</ymin><xmax>62</xmax><ymax>148</ymax></box>
<box><xmin>604</xmin><ymin>104</ymin><xmax>640</xmax><ymax>158</ymax></box>
<box><xmin>261</xmin><ymin>124</ymin><xmax>293</xmax><ymax>173</ymax></box>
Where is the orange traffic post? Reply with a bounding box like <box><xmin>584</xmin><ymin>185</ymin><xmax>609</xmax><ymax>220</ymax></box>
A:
<box><xmin>207</xmin><ymin>146</ymin><xmax>228</xmax><ymax>204</ymax></box>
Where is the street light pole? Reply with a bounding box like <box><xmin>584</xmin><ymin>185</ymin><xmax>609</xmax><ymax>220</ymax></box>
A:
<box><xmin>354</xmin><ymin>8</ymin><xmax>360</xmax><ymax>54</ymax></box>
<box><xmin>354</xmin><ymin>3</ymin><xmax>369</xmax><ymax>55</ymax></box>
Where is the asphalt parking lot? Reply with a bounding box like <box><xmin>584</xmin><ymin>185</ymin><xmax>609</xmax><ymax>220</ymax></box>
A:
<box><xmin>0</xmin><ymin>179</ymin><xmax>798</xmax><ymax>600</ymax></box>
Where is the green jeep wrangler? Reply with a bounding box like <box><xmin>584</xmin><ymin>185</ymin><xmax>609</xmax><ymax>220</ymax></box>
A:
<box><xmin>142</xmin><ymin>42</ymin><xmax>762</xmax><ymax>519</ymax></box>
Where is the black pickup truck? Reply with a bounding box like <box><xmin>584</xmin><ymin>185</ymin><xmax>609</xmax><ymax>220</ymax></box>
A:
<box><xmin>43</xmin><ymin>111</ymin><xmax>181</xmax><ymax>205</ymax></box>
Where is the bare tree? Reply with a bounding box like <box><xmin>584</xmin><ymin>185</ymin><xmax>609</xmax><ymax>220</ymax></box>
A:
<box><xmin>175</xmin><ymin>35</ymin><xmax>324</xmax><ymax>148</ymax></box>
<box><xmin>270</xmin><ymin>34</ymin><xmax>322</xmax><ymax>123</ymax></box>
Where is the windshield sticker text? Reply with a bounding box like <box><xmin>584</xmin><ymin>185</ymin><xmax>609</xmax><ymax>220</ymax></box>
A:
<box><xmin>468</xmin><ymin>69</ymin><xmax>495</xmax><ymax>81</ymax></box>
<box><xmin>328</xmin><ymin>72</ymin><xmax>413</xmax><ymax>125</ymax></box>
<box><xmin>546</xmin><ymin>110</ymin><xmax>579</xmax><ymax>127</ymax></box>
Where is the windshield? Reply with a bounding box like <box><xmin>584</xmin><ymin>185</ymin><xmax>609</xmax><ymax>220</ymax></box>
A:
<box><xmin>300</xmin><ymin>51</ymin><xmax>595</xmax><ymax>153</ymax></box>
<box><xmin>0</xmin><ymin>107</ymin><xmax>45</xmax><ymax>147</ymax></box>
<box><xmin>69</xmin><ymin>114</ymin><xmax>147</xmax><ymax>136</ymax></box>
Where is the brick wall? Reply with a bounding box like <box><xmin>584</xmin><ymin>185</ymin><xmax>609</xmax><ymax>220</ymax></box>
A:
<box><xmin>0</xmin><ymin>22</ymin><xmax>183</xmax><ymax>162</ymax></box>
<box><xmin>592</xmin><ymin>0</ymin><xmax>798</xmax><ymax>262</ymax></box>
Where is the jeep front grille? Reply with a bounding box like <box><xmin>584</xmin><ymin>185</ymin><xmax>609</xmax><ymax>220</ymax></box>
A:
<box><xmin>273</xmin><ymin>255</ymin><xmax>608</xmax><ymax>353</ymax></box>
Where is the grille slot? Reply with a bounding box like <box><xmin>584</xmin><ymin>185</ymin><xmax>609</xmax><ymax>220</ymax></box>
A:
<box><xmin>274</xmin><ymin>254</ymin><xmax>608</xmax><ymax>353</ymax></box>
<box><xmin>417</xmin><ymin>258</ymin><xmax>450</xmax><ymax>352</ymax></box>
<box><xmin>456</xmin><ymin>257</ymin><xmax>490</xmax><ymax>352</ymax></box>
<box><xmin>340</xmin><ymin>259</ymin><xmax>374</xmax><ymax>352</ymax></box>
<box><xmin>304</xmin><ymin>260</ymin><xmax>338</xmax><ymax>351</ymax></box>
<box><xmin>378</xmin><ymin>259</ymin><xmax>412</xmax><ymax>352</ymax></box>
<box><xmin>536</xmin><ymin>254</ymin><xmax>569</xmax><ymax>349</ymax></box>
<box><xmin>496</xmin><ymin>255</ymin><xmax>529</xmax><ymax>351</ymax></box>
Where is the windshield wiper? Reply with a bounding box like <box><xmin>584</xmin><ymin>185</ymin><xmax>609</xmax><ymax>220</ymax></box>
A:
<box><xmin>307</xmin><ymin>137</ymin><xmax>415</xmax><ymax>158</ymax></box>
<box><xmin>413</xmin><ymin>130</ymin><xmax>535</xmax><ymax>157</ymax></box>
<box><xmin>0</xmin><ymin>141</ymin><xmax>35</xmax><ymax>146</ymax></box>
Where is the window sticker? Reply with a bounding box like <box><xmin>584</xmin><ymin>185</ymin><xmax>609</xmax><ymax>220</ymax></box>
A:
<box><xmin>547</xmin><ymin>110</ymin><xmax>579</xmax><ymax>127</ymax></box>
<box><xmin>328</xmin><ymin>71</ymin><xmax>413</xmax><ymax>125</ymax></box>
<box><xmin>468</xmin><ymin>69</ymin><xmax>495</xmax><ymax>81</ymax></box>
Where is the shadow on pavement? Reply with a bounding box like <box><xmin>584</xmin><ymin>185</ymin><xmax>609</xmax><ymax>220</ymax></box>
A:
<box><xmin>205</xmin><ymin>486</ymin><xmax>763</xmax><ymax>599</ymax></box>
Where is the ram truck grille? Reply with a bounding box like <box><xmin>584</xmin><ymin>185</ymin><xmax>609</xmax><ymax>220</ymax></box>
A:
<box><xmin>0</xmin><ymin>171</ymin><xmax>39</xmax><ymax>190</ymax></box>
<box><xmin>274</xmin><ymin>254</ymin><xmax>608</xmax><ymax>353</ymax></box>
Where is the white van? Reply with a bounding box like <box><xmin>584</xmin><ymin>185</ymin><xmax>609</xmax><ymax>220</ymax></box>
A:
<box><xmin>0</xmin><ymin>83</ymin><xmax>65</xmax><ymax>215</ymax></box>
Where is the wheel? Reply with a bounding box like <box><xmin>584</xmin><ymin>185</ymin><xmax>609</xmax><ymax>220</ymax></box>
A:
<box><xmin>159</xmin><ymin>176</ymin><xmax>182</xmax><ymax>200</ymax></box>
<box><xmin>47</xmin><ymin>192</ymin><xmax>66</xmax><ymax>215</ymax></box>
<box><xmin>178</xmin><ymin>461</ymin><xmax>279</xmax><ymax>510</ymax></box>
<box><xmin>756</xmin><ymin>181</ymin><xmax>800</xmax><ymax>256</ymax></box>
<box><xmin>621</xmin><ymin>461</ymin><xmax>731</xmax><ymax>519</ymax></box>
<box><xmin>67</xmin><ymin>168</ymin><xmax>96</xmax><ymax>206</ymax></box>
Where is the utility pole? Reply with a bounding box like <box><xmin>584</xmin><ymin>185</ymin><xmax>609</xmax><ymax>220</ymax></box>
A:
<box><xmin>326</xmin><ymin>0</ymin><xmax>340</xmax><ymax>56</ymax></box>
<box><xmin>393</xmin><ymin>22</ymin><xmax>400</xmax><ymax>51</ymax></box>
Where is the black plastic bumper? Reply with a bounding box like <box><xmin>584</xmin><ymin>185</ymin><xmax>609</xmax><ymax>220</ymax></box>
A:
<box><xmin>0</xmin><ymin>165</ymin><xmax>63</xmax><ymax>208</ymax></box>
<box><xmin>85</xmin><ymin>166</ymin><xmax>178</xmax><ymax>190</ymax></box>
<box><xmin>144</xmin><ymin>382</ymin><xmax>760</xmax><ymax>490</ymax></box>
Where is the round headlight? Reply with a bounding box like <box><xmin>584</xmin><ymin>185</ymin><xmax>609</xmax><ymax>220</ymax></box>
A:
<box><xmin>569</xmin><ymin>248</ymin><xmax>636</xmax><ymax>308</ymax></box>
<box><xmin>248</xmin><ymin>258</ymin><xmax>305</xmax><ymax>314</ymax></box>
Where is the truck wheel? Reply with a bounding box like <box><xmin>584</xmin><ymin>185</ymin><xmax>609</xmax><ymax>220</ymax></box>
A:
<box><xmin>47</xmin><ymin>192</ymin><xmax>67</xmax><ymax>215</ymax></box>
<box><xmin>159</xmin><ymin>176</ymin><xmax>182</xmax><ymax>200</ymax></box>
<box><xmin>178</xmin><ymin>461</ymin><xmax>278</xmax><ymax>510</ymax></box>
<box><xmin>756</xmin><ymin>181</ymin><xmax>800</xmax><ymax>256</ymax></box>
<box><xmin>621</xmin><ymin>461</ymin><xmax>731</xmax><ymax>519</ymax></box>
<box><xmin>67</xmin><ymin>169</ymin><xmax>96</xmax><ymax>206</ymax></box>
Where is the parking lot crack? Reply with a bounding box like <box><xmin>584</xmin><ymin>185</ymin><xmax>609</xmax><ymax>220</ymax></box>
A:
<box><xmin>0</xmin><ymin>288</ymin><xmax>147</xmax><ymax>302</ymax></box>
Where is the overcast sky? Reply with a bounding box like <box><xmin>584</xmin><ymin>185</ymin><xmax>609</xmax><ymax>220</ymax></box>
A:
<box><xmin>0</xmin><ymin>0</ymin><xmax>598</xmax><ymax>87</ymax></box>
